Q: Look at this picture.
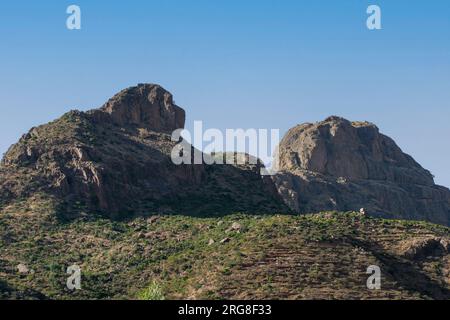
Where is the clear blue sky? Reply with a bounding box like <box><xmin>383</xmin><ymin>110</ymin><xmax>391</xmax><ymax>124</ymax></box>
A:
<box><xmin>1</xmin><ymin>1</ymin><xmax>449</xmax><ymax>187</ymax></box>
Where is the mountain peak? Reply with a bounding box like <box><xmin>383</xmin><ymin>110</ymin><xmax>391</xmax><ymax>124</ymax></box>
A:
<box><xmin>90</xmin><ymin>83</ymin><xmax>185</xmax><ymax>133</ymax></box>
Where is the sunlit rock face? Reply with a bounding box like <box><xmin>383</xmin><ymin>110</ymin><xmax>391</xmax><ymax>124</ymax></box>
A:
<box><xmin>94</xmin><ymin>84</ymin><xmax>186</xmax><ymax>133</ymax></box>
<box><xmin>273</xmin><ymin>116</ymin><xmax>450</xmax><ymax>226</ymax></box>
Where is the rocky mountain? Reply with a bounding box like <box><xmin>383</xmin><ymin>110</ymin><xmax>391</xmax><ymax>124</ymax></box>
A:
<box><xmin>273</xmin><ymin>116</ymin><xmax>450</xmax><ymax>226</ymax></box>
<box><xmin>1</xmin><ymin>85</ymin><xmax>449</xmax><ymax>226</ymax></box>
<box><xmin>0</xmin><ymin>84</ymin><xmax>285</xmax><ymax>220</ymax></box>
<box><xmin>0</xmin><ymin>85</ymin><xmax>449</xmax><ymax>300</ymax></box>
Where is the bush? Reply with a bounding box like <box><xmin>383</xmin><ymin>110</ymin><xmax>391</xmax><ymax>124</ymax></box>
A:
<box><xmin>138</xmin><ymin>281</ymin><xmax>165</xmax><ymax>300</ymax></box>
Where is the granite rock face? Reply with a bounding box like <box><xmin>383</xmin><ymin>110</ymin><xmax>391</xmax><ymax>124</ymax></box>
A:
<box><xmin>273</xmin><ymin>116</ymin><xmax>450</xmax><ymax>226</ymax></box>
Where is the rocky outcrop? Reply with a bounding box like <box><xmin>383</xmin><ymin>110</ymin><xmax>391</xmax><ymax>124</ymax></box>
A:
<box><xmin>273</xmin><ymin>116</ymin><xmax>450</xmax><ymax>226</ymax></box>
<box><xmin>90</xmin><ymin>84</ymin><xmax>185</xmax><ymax>133</ymax></box>
<box><xmin>0</xmin><ymin>84</ymin><xmax>285</xmax><ymax>219</ymax></box>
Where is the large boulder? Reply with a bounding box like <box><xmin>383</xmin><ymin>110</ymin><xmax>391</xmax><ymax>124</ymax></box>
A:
<box><xmin>273</xmin><ymin>116</ymin><xmax>450</xmax><ymax>226</ymax></box>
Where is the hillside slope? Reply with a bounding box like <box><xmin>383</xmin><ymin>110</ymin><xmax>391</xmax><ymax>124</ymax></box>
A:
<box><xmin>0</xmin><ymin>198</ymin><xmax>448</xmax><ymax>300</ymax></box>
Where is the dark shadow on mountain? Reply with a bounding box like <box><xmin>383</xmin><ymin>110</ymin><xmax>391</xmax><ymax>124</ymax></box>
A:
<box><xmin>349</xmin><ymin>237</ymin><xmax>450</xmax><ymax>299</ymax></box>
<box><xmin>0</xmin><ymin>279</ymin><xmax>47</xmax><ymax>300</ymax></box>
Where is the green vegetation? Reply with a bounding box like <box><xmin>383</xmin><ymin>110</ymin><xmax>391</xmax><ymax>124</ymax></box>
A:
<box><xmin>0</xmin><ymin>196</ymin><xmax>449</xmax><ymax>300</ymax></box>
<box><xmin>138</xmin><ymin>281</ymin><xmax>165</xmax><ymax>300</ymax></box>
